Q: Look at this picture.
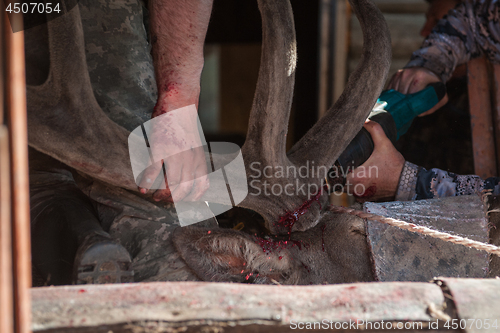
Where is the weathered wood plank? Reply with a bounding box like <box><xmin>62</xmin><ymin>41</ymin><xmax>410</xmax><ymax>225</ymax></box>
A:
<box><xmin>32</xmin><ymin>281</ymin><xmax>445</xmax><ymax>332</ymax></box>
<box><xmin>365</xmin><ymin>196</ymin><xmax>489</xmax><ymax>282</ymax></box>
<box><xmin>490</xmin><ymin>64</ymin><xmax>500</xmax><ymax>176</ymax></box>
<box><xmin>350</xmin><ymin>13</ymin><xmax>425</xmax><ymax>59</ymax></box>
<box><xmin>468</xmin><ymin>57</ymin><xmax>497</xmax><ymax>179</ymax></box>
<box><xmin>437</xmin><ymin>278</ymin><xmax>500</xmax><ymax>333</ymax></box>
<box><xmin>0</xmin><ymin>127</ymin><xmax>13</xmax><ymax>333</ymax></box>
<box><xmin>372</xmin><ymin>0</ymin><xmax>427</xmax><ymax>13</ymax></box>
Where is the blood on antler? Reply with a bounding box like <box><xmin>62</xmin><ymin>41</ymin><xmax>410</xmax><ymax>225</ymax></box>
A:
<box><xmin>238</xmin><ymin>0</ymin><xmax>391</xmax><ymax>235</ymax></box>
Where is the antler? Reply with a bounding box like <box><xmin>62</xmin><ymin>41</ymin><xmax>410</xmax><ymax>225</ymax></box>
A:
<box><xmin>238</xmin><ymin>0</ymin><xmax>391</xmax><ymax>235</ymax></box>
<box><xmin>287</xmin><ymin>0</ymin><xmax>391</xmax><ymax>168</ymax></box>
<box><xmin>238</xmin><ymin>0</ymin><xmax>304</xmax><ymax>234</ymax></box>
<box><xmin>241</xmin><ymin>0</ymin><xmax>296</xmax><ymax>169</ymax></box>
<box><xmin>26</xmin><ymin>6</ymin><xmax>137</xmax><ymax>190</ymax></box>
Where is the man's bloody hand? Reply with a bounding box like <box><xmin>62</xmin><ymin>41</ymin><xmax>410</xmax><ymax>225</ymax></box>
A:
<box><xmin>346</xmin><ymin>120</ymin><xmax>405</xmax><ymax>202</ymax></box>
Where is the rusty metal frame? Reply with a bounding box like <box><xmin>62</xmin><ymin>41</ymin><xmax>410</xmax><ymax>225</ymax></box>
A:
<box><xmin>0</xmin><ymin>8</ymin><xmax>14</xmax><ymax>333</ymax></box>
<box><xmin>2</xmin><ymin>11</ymin><xmax>32</xmax><ymax>333</ymax></box>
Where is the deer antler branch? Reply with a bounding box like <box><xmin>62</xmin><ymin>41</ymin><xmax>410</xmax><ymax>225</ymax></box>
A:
<box><xmin>288</xmin><ymin>0</ymin><xmax>391</xmax><ymax>170</ymax></box>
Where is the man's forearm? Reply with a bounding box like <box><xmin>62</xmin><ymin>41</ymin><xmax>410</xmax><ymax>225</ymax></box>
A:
<box><xmin>395</xmin><ymin>161</ymin><xmax>500</xmax><ymax>201</ymax></box>
<box><xmin>404</xmin><ymin>0</ymin><xmax>500</xmax><ymax>83</ymax></box>
<box><xmin>149</xmin><ymin>0</ymin><xmax>213</xmax><ymax>115</ymax></box>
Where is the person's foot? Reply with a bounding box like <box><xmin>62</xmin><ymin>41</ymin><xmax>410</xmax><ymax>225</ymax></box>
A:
<box><xmin>73</xmin><ymin>232</ymin><xmax>134</xmax><ymax>284</ymax></box>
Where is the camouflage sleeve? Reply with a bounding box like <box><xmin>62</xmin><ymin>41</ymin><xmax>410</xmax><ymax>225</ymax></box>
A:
<box><xmin>405</xmin><ymin>0</ymin><xmax>500</xmax><ymax>83</ymax></box>
<box><xmin>395</xmin><ymin>161</ymin><xmax>500</xmax><ymax>201</ymax></box>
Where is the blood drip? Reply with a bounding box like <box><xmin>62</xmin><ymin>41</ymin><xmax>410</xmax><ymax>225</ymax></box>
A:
<box><xmin>276</xmin><ymin>184</ymin><xmax>328</xmax><ymax>238</ymax></box>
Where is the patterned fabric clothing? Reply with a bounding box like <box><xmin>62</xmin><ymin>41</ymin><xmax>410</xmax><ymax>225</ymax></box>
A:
<box><xmin>395</xmin><ymin>161</ymin><xmax>500</xmax><ymax>201</ymax></box>
<box><xmin>406</xmin><ymin>0</ymin><xmax>500</xmax><ymax>82</ymax></box>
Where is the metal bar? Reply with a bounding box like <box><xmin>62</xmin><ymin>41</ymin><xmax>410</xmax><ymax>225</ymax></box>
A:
<box><xmin>1</xmin><ymin>11</ymin><xmax>14</xmax><ymax>333</ymax></box>
<box><xmin>4</xmin><ymin>11</ymin><xmax>32</xmax><ymax>333</ymax></box>
<box><xmin>0</xmin><ymin>6</ymin><xmax>4</xmax><ymax>125</ymax></box>
<box><xmin>467</xmin><ymin>57</ymin><xmax>497</xmax><ymax>178</ymax></box>
<box><xmin>0</xmin><ymin>126</ymin><xmax>13</xmax><ymax>333</ymax></box>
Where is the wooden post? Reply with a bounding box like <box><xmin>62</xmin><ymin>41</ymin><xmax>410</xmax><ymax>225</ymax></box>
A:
<box><xmin>467</xmin><ymin>57</ymin><xmax>497</xmax><ymax>178</ymax></box>
<box><xmin>1</xmin><ymin>9</ymin><xmax>14</xmax><ymax>333</ymax></box>
<box><xmin>332</xmin><ymin>0</ymin><xmax>350</xmax><ymax>105</ymax></box>
<box><xmin>5</xmin><ymin>12</ymin><xmax>32</xmax><ymax>333</ymax></box>
<box><xmin>491</xmin><ymin>64</ymin><xmax>500</xmax><ymax>176</ymax></box>
<box><xmin>0</xmin><ymin>126</ymin><xmax>13</xmax><ymax>333</ymax></box>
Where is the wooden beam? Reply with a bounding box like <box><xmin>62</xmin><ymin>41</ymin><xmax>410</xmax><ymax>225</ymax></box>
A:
<box><xmin>318</xmin><ymin>0</ymin><xmax>332</xmax><ymax>119</ymax></box>
<box><xmin>0</xmin><ymin>126</ymin><xmax>13</xmax><ymax>333</ymax></box>
<box><xmin>5</xmin><ymin>12</ymin><xmax>32</xmax><ymax>333</ymax></box>
<box><xmin>333</xmin><ymin>0</ymin><xmax>351</xmax><ymax>104</ymax></box>
<box><xmin>491</xmin><ymin>64</ymin><xmax>500</xmax><ymax>176</ymax></box>
<box><xmin>31</xmin><ymin>281</ymin><xmax>446</xmax><ymax>332</ymax></box>
<box><xmin>0</xmin><ymin>8</ymin><xmax>3</xmax><ymax>124</ymax></box>
<box><xmin>467</xmin><ymin>57</ymin><xmax>497</xmax><ymax>178</ymax></box>
<box><xmin>372</xmin><ymin>0</ymin><xmax>427</xmax><ymax>14</ymax></box>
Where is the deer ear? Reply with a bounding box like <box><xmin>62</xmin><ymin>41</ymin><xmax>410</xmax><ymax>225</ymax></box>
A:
<box><xmin>172</xmin><ymin>227</ymin><xmax>298</xmax><ymax>284</ymax></box>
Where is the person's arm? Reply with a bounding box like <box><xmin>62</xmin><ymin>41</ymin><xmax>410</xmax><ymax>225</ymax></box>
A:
<box><xmin>395</xmin><ymin>161</ymin><xmax>500</xmax><ymax>201</ymax></box>
<box><xmin>404</xmin><ymin>0</ymin><xmax>479</xmax><ymax>84</ymax></box>
<box><xmin>138</xmin><ymin>0</ymin><xmax>213</xmax><ymax>203</ymax></box>
<box><xmin>387</xmin><ymin>0</ymin><xmax>500</xmax><ymax>115</ymax></box>
<box><xmin>346</xmin><ymin>121</ymin><xmax>500</xmax><ymax>202</ymax></box>
<box><xmin>149</xmin><ymin>0</ymin><xmax>213</xmax><ymax>113</ymax></box>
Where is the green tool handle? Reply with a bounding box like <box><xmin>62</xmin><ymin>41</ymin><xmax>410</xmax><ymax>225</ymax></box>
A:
<box><xmin>336</xmin><ymin>82</ymin><xmax>446</xmax><ymax>173</ymax></box>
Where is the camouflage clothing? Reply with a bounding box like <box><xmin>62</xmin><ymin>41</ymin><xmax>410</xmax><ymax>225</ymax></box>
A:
<box><xmin>406</xmin><ymin>0</ymin><xmax>500</xmax><ymax>82</ymax></box>
<box><xmin>395</xmin><ymin>161</ymin><xmax>500</xmax><ymax>201</ymax></box>
<box><xmin>30</xmin><ymin>0</ymin><xmax>206</xmax><ymax>282</ymax></box>
<box><xmin>79</xmin><ymin>0</ymin><xmax>157</xmax><ymax>131</ymax></box>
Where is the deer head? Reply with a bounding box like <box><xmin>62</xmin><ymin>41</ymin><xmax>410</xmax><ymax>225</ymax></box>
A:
<box><xmin>174</xmin><ymin>0</ymin><xmax>391</xmax><ymax>284</ymax></box>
